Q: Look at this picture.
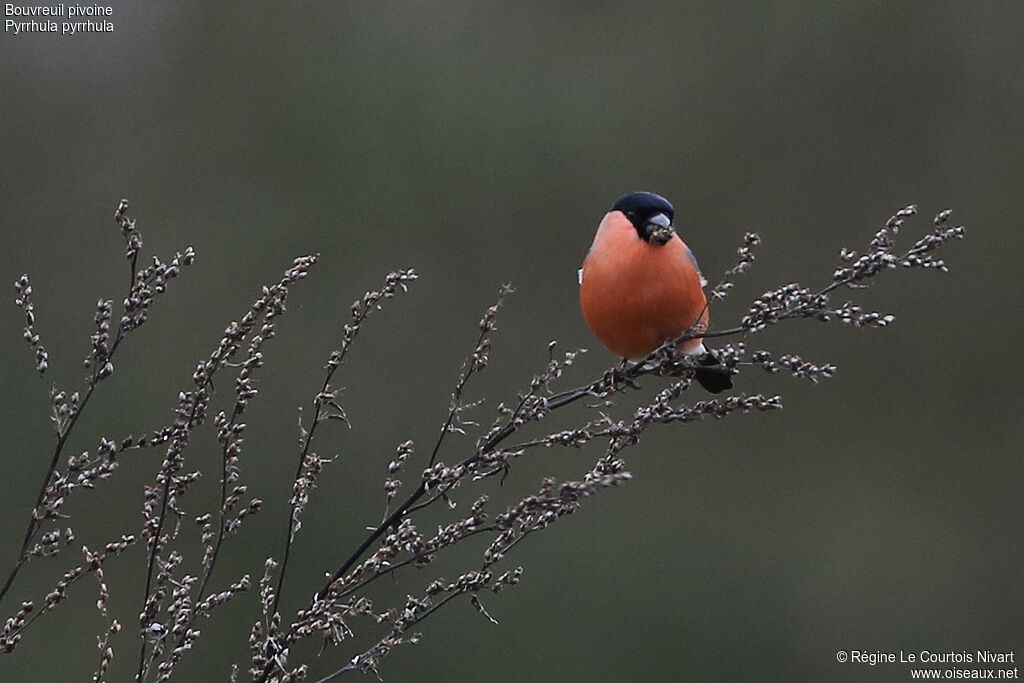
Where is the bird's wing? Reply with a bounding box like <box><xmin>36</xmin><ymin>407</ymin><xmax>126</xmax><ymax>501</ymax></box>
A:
<box><xmin>686</xmin><ymin>247</ymin><xmax>709</xmax><ymax>288</ymax></box>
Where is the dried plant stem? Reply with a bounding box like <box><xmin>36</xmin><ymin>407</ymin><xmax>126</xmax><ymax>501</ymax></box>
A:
<box><xmin>323</xmin><ymin>288</ymin><xmax>514</xmax><ymax>596</ymax></box>
<box><xmin>271</xmin><ymin>367</ymin><xmax>341</xmax><ymax>616</ymax></box>
<box><xmin>194</xmin><ymin>402</ymin><xmax>244</xmax><ymax>598</ymax></box>
<box><xmin>136</xmin><ymin>386</ymin><xmax>208</xmax><ymax>682</ymax></box>
<box><xmin>2</xmin><ymin>199</ymin><xmax>192</xmax><ymax>609</ymax></box>
<box><xmin>271</xmin><ymin>270</ymin><xmax>417</xmax><ymax>616</ymax></box>
<box><xmin>425</xmin><ymin>303</ymin><xmax>500</xmax><ymax>469</ymax></box>
<box><xmin>330</xmin><ymin>524</ymin><xmax>499</xmax><ymax>602</ymax></box>
<box><xmin>0</xmin><ymin>375</ymin><xmax>101</xmax><ymax>604</ymax></box>
<box><xmin>136</xmin><ymin>254</ymin><xmax>317</xmax><ymax>683</ymax></box>
<box><xmin>1</xmin><ymin>535</ymin><xmax>135</xmax><ymax>654</ymax></box>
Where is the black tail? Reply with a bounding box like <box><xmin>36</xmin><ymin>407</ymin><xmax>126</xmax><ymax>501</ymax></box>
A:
<box><xmin>693</xmin><ymin>352</ymin><xmax>733</xmax><ymax>394</ymax></box>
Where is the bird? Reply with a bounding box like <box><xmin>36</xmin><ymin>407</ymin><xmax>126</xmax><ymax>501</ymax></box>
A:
<box><xmin>579</xmin><ymin>191</ymin><xmax>733</xmax><ymax>393</ymax></box>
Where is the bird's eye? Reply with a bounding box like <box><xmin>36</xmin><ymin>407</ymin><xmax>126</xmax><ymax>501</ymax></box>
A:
<box><xmin>626</xmin><ymin>211</ymin><xmax>636</xmax><ymax>220</ymax></box>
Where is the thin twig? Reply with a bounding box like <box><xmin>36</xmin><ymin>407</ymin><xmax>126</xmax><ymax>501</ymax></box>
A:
<box><xmin>271</xmin><ymin>270</ymin><xmax>416</xmax><ymax>616</ymax></box>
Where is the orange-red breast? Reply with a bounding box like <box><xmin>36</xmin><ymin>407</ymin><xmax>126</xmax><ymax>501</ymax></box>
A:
<box><xmin>579</xmin><ymin>192</ymin><xmax>732</xmax><ymax>393</ymax></box>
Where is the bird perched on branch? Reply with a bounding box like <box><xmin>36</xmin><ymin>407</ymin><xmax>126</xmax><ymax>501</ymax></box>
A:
<box><xmin>579</xmin><ymin>191</ymin><xmax>733</xmax><ymax>393</ymax></box>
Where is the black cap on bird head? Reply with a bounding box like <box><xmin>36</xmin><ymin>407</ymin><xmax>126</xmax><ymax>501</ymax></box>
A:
<box><xmin>613</xmin><ymin>192</ymin><xmax>676</xmax><ymax>246</ymax></box>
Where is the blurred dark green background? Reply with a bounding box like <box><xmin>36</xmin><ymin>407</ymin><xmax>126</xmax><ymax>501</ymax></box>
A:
<box><xmin>2</xmin><ymin>2</ymin><xmax>1022</xmax><ymax>681</ymax></box>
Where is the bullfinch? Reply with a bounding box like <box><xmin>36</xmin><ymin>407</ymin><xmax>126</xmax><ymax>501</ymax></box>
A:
<box><xmin>579</xmin><ymin>192</ymin><xmax>733</xmax><ymax>393</ymax></box>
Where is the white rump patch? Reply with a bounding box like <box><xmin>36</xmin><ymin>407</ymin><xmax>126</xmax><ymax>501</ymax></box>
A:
<box><xmin>687</xmin><ymin>342</ymin><xmax>708</xmax><ymax>356</ymax></box>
